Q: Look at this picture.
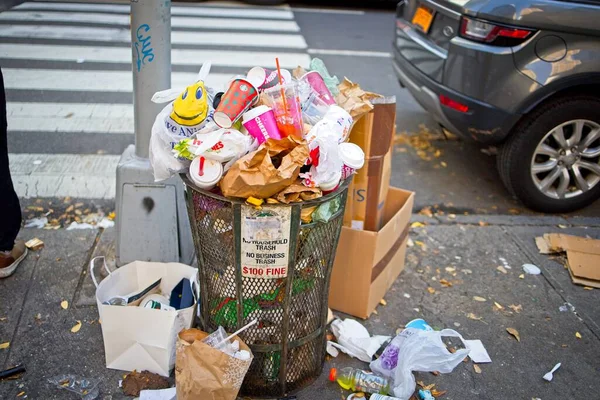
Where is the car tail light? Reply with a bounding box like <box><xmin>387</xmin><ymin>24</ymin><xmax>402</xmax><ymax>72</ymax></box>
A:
<box><xmin>439</xmin><ymin>94</ymin><xmax>469</xmax><ymax>113</ymax></box>
<box><xmin>460</xmin><ymin>16</ymin><xmax>534</xmax><ymax>46</ymax></box>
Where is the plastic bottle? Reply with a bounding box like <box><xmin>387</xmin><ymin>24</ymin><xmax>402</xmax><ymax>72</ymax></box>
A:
<box><xmin>329</xmin><ymin>367</ymin><xmax>390</xmax><ymax>395</ymax></box>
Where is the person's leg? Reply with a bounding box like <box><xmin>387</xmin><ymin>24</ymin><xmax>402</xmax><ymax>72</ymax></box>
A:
<box><xmin>0</xmin><ymin>67</ymin><xmax>26</xmax><ymax>277</ymax></box>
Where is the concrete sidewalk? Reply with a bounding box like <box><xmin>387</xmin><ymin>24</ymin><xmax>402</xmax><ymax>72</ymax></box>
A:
<box><xmin>1</xmin><ymin>216</ymin><xmax>600</xmax><ymax>399</ymax></box>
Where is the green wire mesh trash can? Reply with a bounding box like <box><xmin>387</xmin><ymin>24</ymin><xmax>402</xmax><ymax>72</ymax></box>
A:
<box><xmin>182</xmin><ymin>174</ymin><xmax>350</xmax><ymax>397</ymax></box>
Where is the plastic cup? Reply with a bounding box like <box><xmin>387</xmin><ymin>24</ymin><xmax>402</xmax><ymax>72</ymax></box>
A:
<box><xmin>339</xmin><ymin>143</ymin><xmax>365</xmax><ymax>180</ymax></box>
<box><xmin>247</xmin><ymin>67</ymin><xmax>291</xmax><ymax>90</ymax></box>
<box><xmin>189</xmin><ymin>156</ymin><xmax>223</xmax><ymax>190</ymax></box>
<box><xmin>214</xmin><ymin>78</ymin><xmax>259</xmax><ymax>129</ymax></box>
<box><xmin>263</xmin><ymin>83</ymin><xmax>304</xmax><ymax>139</ymax></box>
<box><xmin>320</xmin><ymin>169</ymin><xmax>342</xmax><ymax>194</ymax></box>
<box><xmin>242</xmin><ymin>105</ymin><xmax>282</xmax><ymax>144</ymax></box>
<box><xmin>302</xmin><ymin>92</ymin><xmax>330</xmax><ymax>125</ymax></box>
<box><xmin>301</xmin><ymin>71</ymin><xmax>336</xmax><ymax>105</ymax></box>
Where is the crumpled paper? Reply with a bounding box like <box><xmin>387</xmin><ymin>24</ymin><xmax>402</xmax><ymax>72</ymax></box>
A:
<box><xmin>326</xmin><ymin>318</ymin><xmax>390</xmax><ymax>363</ymax></box>
<box><xmin>335</xmin><ymin>78</ymin><xmax>381</xmax><ymax>120</ymax></box>
<box><xmin>220</xmin><ymin>136</ymin><xmax>309</xmax><ymax>199</ymax></box>
<box><xmin>276</xmin><ymin>181</ymin><xmax>322</xmax><ymax>204</ymax></box>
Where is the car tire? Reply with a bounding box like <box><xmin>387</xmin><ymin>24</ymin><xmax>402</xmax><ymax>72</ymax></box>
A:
<box><xmin>497</xmin><ymin>96</ymin><xmax>600</xmax><ymax>213</ymax></box>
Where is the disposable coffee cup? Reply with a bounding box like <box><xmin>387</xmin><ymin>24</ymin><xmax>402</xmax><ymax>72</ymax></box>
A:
<box><xmin>247</xmin><ymin>67</ymin><xmax>291</xmax><ymax>90</ymax></box>
<box><xmin>263</xmin><ymin>83</ymin><xmax>304</xmax><ymax>138</ymax></box>
<box><xmin>189</xmin><ymin>156</ymin><xmax>223</xmax><ymax>190</ymax></box>
<box><xmin>214</xmin><ymin>78</ymin><xmax>259</xmax><ymax>128</ymax></box>
<box><xmin>242</xmin><ymin>105</ymin><xmax>282</xmax><ymax>144</ymax></box>
<box><xmin>339</xmin><ymin>142</ymin><xmax>365</xmax><ymax>180</ymax></box>
<box><xmin>319</xmin><ymin>170</ymin><xmax>342</xmax><ymax>194</ymax></box>
<box><xmin>301</xmin><ymin>71</ymin><xmax>336</xmax><ymax>105</ymax></box>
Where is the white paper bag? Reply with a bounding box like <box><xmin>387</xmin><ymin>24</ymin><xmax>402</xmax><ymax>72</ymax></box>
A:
<box><xmin>91</xmin><ymin>257</ymin><xmax>198</xmax><ymax>377</ymax></box>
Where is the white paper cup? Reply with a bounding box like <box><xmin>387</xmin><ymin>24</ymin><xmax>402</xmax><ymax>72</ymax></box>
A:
<box><xmin>319</xmin><ymin>170</ymin><xmax>342</xmax><ymax>194</ymax></box>
<box><xmin>339</xmin><ymin>143</ymin><xmax>365</xmax><ymax>180</ymax></box>
<box><xmin>189</xmin><ymin>157</ymin><xmax>223</xmax><ymax>190</ymax></box>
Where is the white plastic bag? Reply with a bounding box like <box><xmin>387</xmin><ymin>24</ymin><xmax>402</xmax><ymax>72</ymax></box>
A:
<box><xmin>326</xmin><ymin>319</ymin><xmax>390</xmax><ymax>363</ymax></box>
<box><xmin>377</xmin><ymin>328</ymin><xmax>469</xmax><ymax>400</ymax></box>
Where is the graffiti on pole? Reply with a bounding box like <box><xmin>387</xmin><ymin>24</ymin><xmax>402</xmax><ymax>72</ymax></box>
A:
<box><xmin>134</xmin><ymin>23</ymin><xmax>155</xmax><ymax>72</ymax></box>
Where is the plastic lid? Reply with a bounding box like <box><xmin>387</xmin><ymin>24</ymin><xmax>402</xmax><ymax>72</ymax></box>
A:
<box><xmin>213</xmin><ymin>111</ymin><xmax>233</xmax><ymax>129</ymax></box>
<box><xmin>339</xmin><ymin>143</ymin><xmax>365</xmax><ymax>170</ymax></box>
<box><xmin>319</xmin><ymin>169</ymin><xmax>342</xmax><ymax>191</ymax></box>
<box><xmin>246</xmin><ymin>66</ymin><xmax>266</xmax><ymax>88</ymax></box>
<box><xmin>242</xmin><ymin>105</ymin><xmax>270</xmax><ymax>124</ymax></box>
<box><xmin>189</xmin><ymin>157</ymin><xmax>223</xmax><ymax>188</ymax></box>
<box><xmin>328</xmin><ymin>368</ymin><xmax>337</xmax><ymax>382</ymax></box>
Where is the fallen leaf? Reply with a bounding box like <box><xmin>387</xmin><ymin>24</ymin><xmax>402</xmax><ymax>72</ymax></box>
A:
<box><xmin>558</xmin><ymin>224</ymin><xmax>568</xmax><ymax>229</ymax></box>
<box><xmin>466</xmin><ymin>312</ymin><xmax>483</xmax><ymax>321</ymax></box>
<box><xmin>509</xmin><ymin>304</ymin><xmax>522</xmax><ymax>313</ymax></box>
<box><xmin>423</xmin><ymin>383</ymin><xmax>436</xmax><ymax>391</ymax></box>
<box><xmin>473</xmin><ymin>296</ymin><xmax>487</xmax><ymax>302</ymax></box>
<box><xmin>506</xmin><ymin>327</ymin><xmax>520</xmax><ymax>342</ymax></box>
<box><xmin>17</xmin><ymin>391</ymin><xmax>25</xmax><ymax>397</ymax></box>
<box><xmin>417</xmin><ymin>381</ymin><xmax>425</xmax><ymax>388</ymax></box>
<box><xmin>415</xmin><ymin>240</ymin><xmax>427</xmax><ymax>251</ymax></box>
<box><xmin>462</xmin><ymin>269</ymin><xmax>473</xmax><ymax>274</ymax></box>
<box><xmin>478</xmin><ymin>221</ymin><xmax>489</xmax><ymax>227</ymax></box>
<box><xmin>448</xmin><ymin>214</ymin><xmax>456</xmax><ymax>220</ymax></box>
<box><xmin>65</xmin><ymin>205</ymin><xmax>74</xmax><ymax>213</ymax></box>
<box><xmin>519</xmin><ymin>274</ymin><xmax>525</xmax><ymax>279</ymax></box>
<box><xmin>0</xmin><ymin>317</ymin><xmax>6</xmax><ymax>322</ymax></box>
<box><xmin>584</xmin><ymin>287</ymin><xmax>594</xmax><ymax>291</ymax></box>
<box><xmin>411</xmin><ymin>222</ymin><xmax>426</xmax><ymax>228</ymax></box>
<box><xmin>61</xmin><ymin>300</ymin><xmax>69</xmax><ymax>310</ymax></box>
<box><xmin>71</xmin><ymin>320</ymin><xmax>82</xmax><ymax>333</ymax></box>
<box><xmin>34</xmin><ymin>313</ymin><xmax>42</xmax><ymax>321</ymax></box>
<box><xmin>440</xmin><ymin>161</ymin><xmax>447</xmax><ymax>168</ymax></box>
<box><xmin>561</xmin><ymin>344</ymin><xmax>568</xmax><ymax>348</ymax></box>
<box><xmin>427</xmin><ymin>287</ymin><xmax>436</xmax><ymax>294</ymax></box>
<box><xmin>431</xmin><ymin>389</ymin><xmax>447</xmax><ymax>397</ymax></box>
<box><xmin>418</xmin><ymin>207</ymin><xmax>434</xmax><ymax>218</ymax></box>
<box><xmin>508</xmin><ymin>208</ymin><xmax>520</xmax><ymax>215</ymax></box>
<box><xmin>496</xmin><ymin>266</ymin><xmax>508</xmax><ymax>274</ymax></box>
<box><xmin>575</xmin><ymin>332</ymin><xmax>582</xmax><ymax>339</ymax></box>
<box><xmin>494</xmin><ymin>302</ymin><xmax>504</xmax><ymax>310</ymax></box>
<box><xmin>0</xmin><ymin>342</ymin><xmax>9</xmax><ymax>349</ymax></box>
<box><xmin>74</xmin><ymin>202</ymin><xmax>84</xmax><ymax>208</ymax></box>
<box><xmin>439</xmin><ymin>278</ymin><xmax>453</xmax><ymax>287</ymax></box>
<box><xmin>372</xmin><ymin>309</ymin><xmax>378</xmax><ymax>315</ymax></box>
<box><xmin>445</xmin><ymin>267</ymin><xmax>456</xmax><ymax>273</ymax></box>
<box><xmin>473</xmin><ymin>364</ymin><xmax>482</xmax><ymax>374</ymax></box>
<box><xmin>353</xmin><ymin>393</ymin><xmax>365</xmax><ymax>398</ymax></box>
<box><xmin>379</xmin><ymin>299</ymin><xmax>387</xmax><ymax>306</ymax></box>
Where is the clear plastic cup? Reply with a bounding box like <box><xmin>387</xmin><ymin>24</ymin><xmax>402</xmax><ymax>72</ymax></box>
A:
<box><xmin>263</xmin><ymin>83</ymin><xmax>304</xmax><ymax>139</ymax></box>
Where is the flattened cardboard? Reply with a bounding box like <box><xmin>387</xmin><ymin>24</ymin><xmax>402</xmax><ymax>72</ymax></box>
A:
<box><xmin>329</xmin><ymin>187</ymin><xmax>414</xmax><ymax>319</ymax></box>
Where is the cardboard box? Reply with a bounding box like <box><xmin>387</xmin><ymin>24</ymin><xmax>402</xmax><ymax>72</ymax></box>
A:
<box><xmin>329</xmin><ymin>187</ymin><xmax>415</xmax><ymax>318</ymax></box>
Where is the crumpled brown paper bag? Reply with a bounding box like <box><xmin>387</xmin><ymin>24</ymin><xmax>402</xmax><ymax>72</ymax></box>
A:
<box><xmin>175</xmin><ymin>329</ymin><xmax>253</xmax><ymax>400</ymax></box>
<box><xmin>276</xmin><ymin>181</ymin><xmax>322</xmax><ymax>204</ymax></box>
<box><xmin>335</xmin><ymin>78</ymin><xmax>382</xmax><ymax>120</ymax></box>
<box><xmin>220</xmin><ymin>136</ymin><xmax>309</xmax><ymax>199</ymax></box>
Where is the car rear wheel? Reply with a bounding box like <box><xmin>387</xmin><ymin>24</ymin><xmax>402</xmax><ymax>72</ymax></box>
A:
<box><xmin>498</xmin><ymin>96</ymin><xmax>600</xmax><ymax>213</ymax></box>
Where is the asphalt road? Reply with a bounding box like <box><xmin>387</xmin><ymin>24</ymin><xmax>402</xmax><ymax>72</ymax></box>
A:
<box><xmin>2</xmin><ymin>0</ymin><xmax>599</xmax><ymax>216</ymax></box>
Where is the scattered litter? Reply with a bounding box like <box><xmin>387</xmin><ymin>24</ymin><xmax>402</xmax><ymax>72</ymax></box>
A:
<box><xmin>453</xmin><ymin>322</ymin><xmax>460</xmax><ymax>327</ymax></box>
<box><xmin>445</xmin><ymin>267</ymin><xmax>456</xmax><ymax>273</ymax></box>
<box><xmin>0</xmin><ymin>342</ymin><xmax>9</xmax><ymax>350</ymax></box>
<box><xmin>523</xmin><ymin>264</ymin><xmax>541</xmax><ymax>275</ymax></box>
<box><xmin>24</xmin><ymin>217</ymin><xmax>48</xmax><ymax>229</ymax></box>
<box><xmin>380</xmin><ymin>299</ymin><xmax>387</xmax><ymax>306</ymax></box>
<box><xmin>519</xmin><ymin>274</ymin><xmax>525</xmax><ymax>279</ymax></box>
<box><xmin>509</xmin><ymin>304</ymin><xmax>522</xmax><ymax>313</ymax></box>
<box><xmin>543</xmin><ymin>363</ymin><xmax>561</xmax><ymax>382</ymax></box>
<box><xmin>506</xmin><ymin>328</ymin><xmax>520</xmax><ymax>342</ymax></box>
<box><xmin>48</xmin><ymin>375</ymin><xmax>100</xmax><ymax>400</ymax></box>
<box><xmin>584</xmin><ymin>286</ymin><xmax>594</xmax><ymax>290</ymax></box>
<box><xmin>498</xmin><ymin>257</ymin><xmax>511</xmax><ymax>269</ymax></box>
<box><xmin>427</xmin><ymin>287</ymin><xmax>436</xmax><ymax>294</ymax></box>
<box><xmin>462</xmin><ymin>269</ymin><xmax>472</xmax><ymax>274</ymax></box>
<box><xmin>473</xmin><ymin>296</ymin><xmax>486</xmax><ymax>302</ymax></box>
<box><xmin>464</xmin><ymin>340</ymin><xmax>491</xmax><ymax>363</ymax></box>
<box><xmin>139</xmin><ymin>387</ymin><xmax>177</xmax><ymax>400</ymax></box>
<box><xmin>411</xmin><ymin>222</ymin><xmax>426</xmax><ymax>228</ymax></box>
<box><xmin>25</xmin><ymin>238</ymin><xmax>44</xmax><ymax>250</ymax></box>
<box><xmin>496</xmin><ymin>266</ymin><xmax>508</xmax><ymax>274</ymax></box>
<box><xmin>403</xmin><ymin>293</ymin><xmax>411</xmax><ymax>299</ymax></box>
<box><xmin>61</xmin><ymin>301</ymin><xmax>69</xmax><ymax>310</ymax></box>
<box><xmin>418</xmin><ymin>389</ymin><xmax>435</xmax><ymax>400</ymax></box>
<box><xmin>473</xmin><ymin>364</ymin><xmax>482</xmax><ymax>374</ymax></box>
<box><xmin>327</xmin><ymin>319</ymin><xmax>390</xmax><ymax>362</ymax></box>
<box><xmin>0</xmin><ymin>364</ymin><xmax>25</xmax><ymax>380</ymax></box>
<box><xmin>122</xmin><ymin>370</ymin><xmax>170</xmax><ymax>397</ymax></box>
<box><xmin>71</xmin><ymin>320</ymin><xmax>82</xmax><ymax>333</ymax></box>
<box><xmin>494</xmin><ymin>302</ymin><xmax>504</xmax><ymax>310</ymax></box>
<box><xmin>466</xmin><ymin>313</ymin><xmax>483</xmax><ymax>321</ymax></box>
<box><xmin>16</xmin><ymin>391</ymin><xmax>25</xmax><ymax>397</ymax></box>
<box><xmin>559</xmin><ymin>303</ymin><xmax>575</xmax><ymax>313</ymax></box>
<box><xmin>558</xmin><ymin>224</ymin><xmax>568</xmax><ymax>229</ymax></box>
<box><xmin>575</xmin><ymin>332</ymin><xmax>582</xmax><ymax>339</ymax></box>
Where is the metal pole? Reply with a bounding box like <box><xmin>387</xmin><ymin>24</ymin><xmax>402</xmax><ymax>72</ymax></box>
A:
<box><xmin>131</xmin><ymin>0</ymin><xmax>171</xmax><ymax>159</ymax></box>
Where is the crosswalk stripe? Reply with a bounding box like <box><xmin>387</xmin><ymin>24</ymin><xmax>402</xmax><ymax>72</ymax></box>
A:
<box><xmin>8</xmin><ymin>103</ymin><xmax>133</xmax><ymax>134</ymax></box>
<box><xmin>0</xmin><ymin>44</ymin><xmax>310</xmax><ymax>68</ymax></box>
<box><xmin>9</xmin><ymin>153</ymin><xmax>119</xmax><ymax>199</ymax></box>
<box><xmin>4</xmin><ymin>69</ymin><xmax>234</xmax><ymax>92</ymax></box>
<box><xmin>0</xmin><ymin>25</ymin><xmax>308</xmax><ymax>49</ymax></box>
<box><xmin>14</xmin><ymin>1</ymin><xmax>295</xmax><ymax>20</ymax></box>
<box><xmin>0</xmin><ymin>11</ymin><xmax>301</xmax><ymax>32</ymax></box>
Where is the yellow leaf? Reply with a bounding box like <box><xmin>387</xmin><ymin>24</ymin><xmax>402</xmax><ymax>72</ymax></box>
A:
<box><xmin>107</xmin><ymin>211</ymin><xmax>116</xmax><ymax>220</ymax></box>
<box><xmin>445</xmin><ymin>267</ymin><xmax>456</xmax><ymax>273</ymax></box>
<box><xmin>494</xmin><ymin>302</ymin><xmax>504</xmax><ymax>310</ymax></box>
<box><xmin>584</xmin><ymin>287</ymin><xmax>594</xmax><ymax>291</ymax></box>
<box><xmin>467</xmin><ymin>313</ymin><xmax>482</xmax><ymax>321</ymax></box>
<box><xmin>506</xmin><ymin>327</ymin><xmax>520</xmax><ymax>342</ymax></box>
<box><xmin>440</xmin><ymin>161</ymin><xmax>447</xmax><ymax>168</ymax></box>
<box><xmin>478</xmin><ymin>221</ymin><xmax>489</xmax><ymax>227</ymax></box>
<box><xmin>519</xmin><ymin>274</ymin><xmax>525</xmax><ymax>279</ymax></box>
<box><xmin>431</xmin><ymin>389</ymin><xmax>446</xmax><ymax>397</ymax></box>
<box><xmin>0</xmin><ymin>317</ymin><xmax>6</xmax><ymax>322</ymax></box>
<box><xmin>415</xmin><ymin>240</ymin><xmax>427</xmax><ymax>251</ymax></box>
<box><xmin>17</xmin><ymin>391</ymin><xmax>25</xmax><ymax>397</ymax></box>
<box><xmin>427</xmin><ymin>287</ymin><xmax>436</xmax><ymax>294</ymax></box>
<box><xmin>379</xmin><ymin>299</ymin><xmax>387</xmax><ymax>306</ymax></box>
<box><xmin>61</xmin><ymin>300</ymin><xmax>69</xmax><ymax>310</ymax></box>
<box><xmin>0</xmin><ymin>342</ymin><xmax>9</xmax><ymax>349</ymax></box>
<box><xmin>372</xmin><ymin>309</ymin><xmax>378</xmax><ymax>315</ymax></box>
<box><xmin>558</xmin><ymin>224</ymin><xmax>568</xmax><ymax>229</ymax></box>
<box><xmin>496</xmin><ymin>266</ymin><xmax>508</xmax><ymax>274</ymax></box>
<box><xmin>411</xmin><ymin>222</ymin><xmax>426</xmax><ymax>228</ymax></box>
<box><xmin>575</xmin><ymin>332</ymin><xmax>582</xmax><ymax>339</ymax></box>
<box><xmin>439</xmin><ymin>278</ymin><xmax>453</xmax><ymax>287</ymax></box>
<box><xmin>509</xmin><ymin>304</ymin><xmax>522</xmax><ymax>313</ymax></box>
<box><xmin>423</xmin><ymin>383</ymin><xmax>436</xmax><ymax>391</ymax></box>
<box><xmin>448</xmin><ymin>214</ymin><xmax>457</xmax><ymax>220</ymax></box>
<box><xmin>473</xmin><ymin>296</ymin><xmax>487</xmax><ymax>302</ymax></box>
<box><xmin>473</xmin><ymin>364</ymin><xmax>482</xmax><ymax>374</ymax></box>
<box><xmin>71</xmin><ymin>320</ymin><xmax>82</xmax><ymax>333</ymax></box>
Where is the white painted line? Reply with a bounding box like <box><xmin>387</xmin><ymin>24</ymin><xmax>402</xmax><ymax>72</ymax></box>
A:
<box><xmin>9</xmin><ymin>153</ymin><xmax>120</xmax><ymax>199</ymax></box>
<box><xmin>308</xmin><ymin>48</ymin><xmax>392</xmax><ymax>58</ymax></box>
<box><xmin>2</xmin><ymin>69</ymin><xmax>233</xmax><ymax>92</ymax></box>
<box><xmin>7</xmin><ymin>103</ymin><xmax>134</xmax><ymax>134</ymax></box>
<box><xmin>0</xmin><ymin>44</ymin><xmax>310</xmax><ymax>69</ymax></box>
<box><xmin>0</xmin><ymin>11</ymin><xmax>301</xmax><ymax>32</ymax></box>
<box><xmin>0</xmin><ymin>25</ymin><xmax>308</xmax><ymax>49</ymax></box>
<box><xmin>291</xmin><ymin>7</ymin><xmax>366</xmax><ymax>15</ymax></box>
<box><xmin>15</xmin><ymin>1</ymin><xmax>295</xmax><ymax>20</ymax></box>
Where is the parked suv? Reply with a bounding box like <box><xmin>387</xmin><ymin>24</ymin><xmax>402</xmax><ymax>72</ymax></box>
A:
<box><xmin>393</xmin><ymin>0</ymin><xmax>600</xmax><ymax>212</ymax></box>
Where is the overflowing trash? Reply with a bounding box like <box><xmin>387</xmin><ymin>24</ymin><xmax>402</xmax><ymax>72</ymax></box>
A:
<box><xmin>327</xmin><ymin>319</ymin><xmax>390</xmax><ymax>363</ymax></box>
<box><xmin>149</xmin><ymin>58</ymin><xmax>371</xmax><ymax>209</ymax></box>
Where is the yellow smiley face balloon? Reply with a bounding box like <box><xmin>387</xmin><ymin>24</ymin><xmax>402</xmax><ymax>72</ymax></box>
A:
<box><xmin>171</xmin><ymin>80</ymin><xmax>208</xmax><ymax>126</ymax></box>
